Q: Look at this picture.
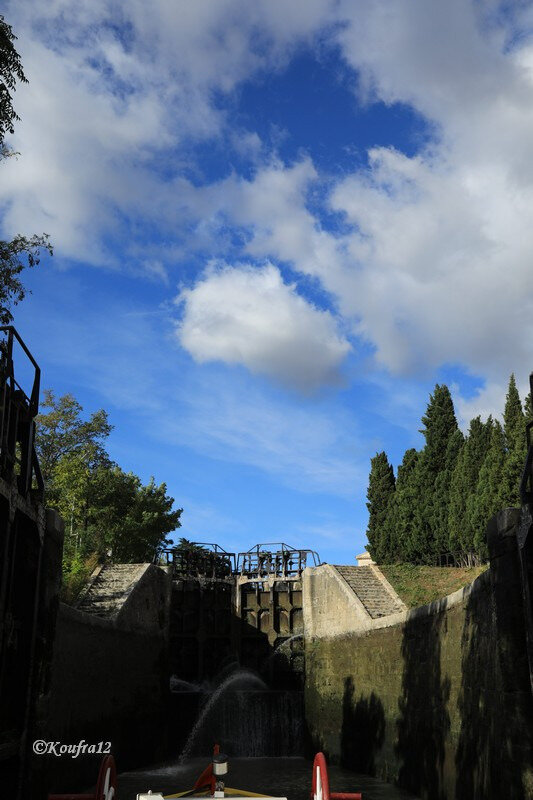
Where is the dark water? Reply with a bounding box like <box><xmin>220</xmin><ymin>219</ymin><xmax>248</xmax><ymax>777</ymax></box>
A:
<box><xmin>118</xmin><ymin>757</ymin><xmax>420</xmax><ymax>800</ymax></box>
<box><xmin>154</xmin><ymin>668</ymin><xmax>419</xmax><ymax>799</ymax></box>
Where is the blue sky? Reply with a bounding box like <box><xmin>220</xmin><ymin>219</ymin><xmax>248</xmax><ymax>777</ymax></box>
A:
<box><xmin>3</xmin><ymin>1</ymin><xmax>533</xmax><ymax>564</ymax></box>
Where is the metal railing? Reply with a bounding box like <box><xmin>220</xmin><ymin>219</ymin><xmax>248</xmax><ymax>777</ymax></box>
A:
<box><xmin>0</xmin><ymin>327</ymin><xmax>43</xmax><ymax>497</ymax></box>
<box><xmin>236</xmin><ymin>542</ymin><xmax>321</xmax><ymax>577</ymax></box>
<box><xmin>156</xmin><ymin>542</ymin><xmax>236</xmax><ymax>578</ymax></box>
<box><xmin>155</xmin><ymin>541</ymin><xmax>322</xmax><ymax>578</ymax></box>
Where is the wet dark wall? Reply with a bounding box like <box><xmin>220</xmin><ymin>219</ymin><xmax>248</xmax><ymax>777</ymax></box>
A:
<box><xmin>305</xmin><ymin>510</ymin><xmax>533</xmax><ymax>800</ymax></box>
<box><xmin>44</xmin><ymin>570</ymin><xmax>171</xmax><ymax>793</ymax></box>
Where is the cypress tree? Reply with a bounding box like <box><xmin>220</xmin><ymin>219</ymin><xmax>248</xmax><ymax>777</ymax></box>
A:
<box><xmin>470</xmin><ymin>420</ymin><xmax>506</xmax><ymax>558</ymax></box>
<box><xmin>366</xmin><ymin>451</ymin><xmax>396</xmax><ymax>563</ymax></box>
<box><xmin>524</xmin><ymin>385</ymin><xmax>533</xmax><ymax>499</ymax></box>
<box><xmin>448</xmin><ymin>416</ymin><xmax>493</xmax><ymax>555</ymax></box>
<box><xmin>433</xmin><ymin>428</ymin><xmax>464</xmax><ymax>556</ymax></box>
<box><xmin>502</xmin><ymin>374</ymin><xmax>526</xmax><ymax>507</ymax></box>
<box><xmin>414</xmin><ymin>384</ymin><xmax>459</xmax><ymax>562</ymax></box>
<box><xmin>524</xmin><ymin>384</ymin><xmax>533</xmax><ymax>425</ymax></box>
<box><xmin>385</xmin><ymin>448</ymin><xmax>419</xmax><ymax>562</ymax></box>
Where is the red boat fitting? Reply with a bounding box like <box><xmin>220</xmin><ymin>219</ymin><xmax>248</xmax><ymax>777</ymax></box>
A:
<box><xmin>311</xmin><ymin>753</ymin><xmax>362</xmax><ymax>800</ymax></box>
<box><xmin>48</xmin><ymin>754</ymin><xmax>117</xmax><ymax>800</ymax></box>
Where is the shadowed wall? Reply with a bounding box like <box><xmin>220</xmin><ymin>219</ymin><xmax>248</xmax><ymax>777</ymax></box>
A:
<box><xmin>305</xmin><ymin>509</ymin><xmax>533</xmax><ymax>800</ymax></box>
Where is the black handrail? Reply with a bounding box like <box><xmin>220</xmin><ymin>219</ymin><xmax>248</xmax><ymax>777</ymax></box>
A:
<box><xmin>0</xmin><ymin>326</ymin><xmax>43</xmax><ymax>497</ymax></box>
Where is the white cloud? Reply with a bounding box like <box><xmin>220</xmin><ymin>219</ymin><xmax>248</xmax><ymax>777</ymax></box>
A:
<box><xmin>0</xmin><ymin>0</ymin><xmax>334</xmax><ymax>260</ymax></box>
<box><xmin>176</xmin><ymin>261</ymin><xmax>351</xmax><ymax>391</ymax></box>
<box><xmin>17</xmin><ymin>279</ymin><xmax>365</xmax><ymax>497</ymax></box>
<box><xmin>4</xmin><ymin>0</ymin><xmax>533</xmax><ymax>411</ymax></box>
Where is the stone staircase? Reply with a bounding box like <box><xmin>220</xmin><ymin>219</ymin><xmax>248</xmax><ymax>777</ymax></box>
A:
<box><xmin>76</xmin><ymin>563</ymin><xmax>149</xmax><ymax>618</ymax></box>
<box><xmin>333</xmin><ymin>565</ymin><xmax>406</xmax><ymax>619</ymax></box>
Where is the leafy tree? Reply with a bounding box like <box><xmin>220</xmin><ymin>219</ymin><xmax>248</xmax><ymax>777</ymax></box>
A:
<box><xmin>86</xmin><ymin>466</ymin><xmax>182</xmax><ymax>562</ymax></box>
<box><xmin>35</xmin><ymin>390</ymin><xmax>112</xmax><ymax>488</ymax></box>
<box><xmin>0</xmin><ymin>234</ymin><xmax>53</xmax><ymax>324</ymax></box>
<box><xmin>174</xmin><ymin>538</ymin><xmax>206</xmax><ymax>552</ymax></box>
<box><xmin>35</xmin><ymin>390</ymin><xmax>182</xmax><ymax>574</ymax></box>
<box><xmin>0</xmin><ymin>14</ymin><xmax>27</xmax><ymax>143</ymax></box>
<box><xmin>0</xmin><ymin>14</ymin><xmax>52</xmax><ymax>324</ymax></box>
<box><xmin>366</xmin><ymin>451</ymin><xmax>396</xmax><ymax>563</ymax></box>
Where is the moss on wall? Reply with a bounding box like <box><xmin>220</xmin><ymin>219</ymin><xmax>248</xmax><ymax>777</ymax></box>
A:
<box><xmin>305</xmin><ymin>562</ymin><xmax>533</xmax><ymax>800</ymax></box>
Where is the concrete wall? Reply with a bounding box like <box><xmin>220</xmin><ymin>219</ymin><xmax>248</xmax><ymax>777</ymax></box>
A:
<box><xmin>303</xmin><ymin>564</ymin><xmax>400</xmax><ymax>636</ymax></box>
<box><xmin>45</xmin><ymin>566</ymin><xmax>171</xmax><ymax>793</ymax></box>
<box><xmin>305</xmin><ymin>509</ymin><xmax>533</xmax><ymax>800</ymax></box>
<box><xmin>115</xmin><ymin>562</ymin><xmax>171</xmax><ymax>632</ymax></box>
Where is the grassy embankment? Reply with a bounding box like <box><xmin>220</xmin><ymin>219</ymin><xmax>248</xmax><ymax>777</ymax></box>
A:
<box><xmin>379</xmin><ymin>563</ymin><xmax>488</xmax><ymax>609</ymax></box>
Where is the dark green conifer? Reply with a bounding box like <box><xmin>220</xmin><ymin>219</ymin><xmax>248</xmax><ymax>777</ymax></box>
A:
<box><xmin>502</xmin><ymin>374</ymin><xmax>526</xmax><ymax>507</ymax></box>
<box><xmin>448</xmin><ymin>416</ymin><xmax>493</xmax><ymax>554</ymax></box>
<box><xmin>524</xmin><ymin>384</ymin><xmax>533</xmax><ymax>425</ymax></box>
<box><xmin>414</xmin><ymin>384</ymin><xmax>459</xmax><ymax>561</ymax></box>
<box><xmin>365</xmin><ymin>451</ymin><xmax>396</xmax><ymax>563</ymax></box>
<box><xmin>389</xmin><ymin>448</ymin><xmax>421</xmax><ymax>562</ymax></box>
<box><xmin>470</xmin><ymin>420</ymin><xmax>506</xmax><ymax>558</ymax></box>
<box><xmin>433</xmin><ymin>428</ymin><xmax>464</xmax><ymax>555</ymax></box>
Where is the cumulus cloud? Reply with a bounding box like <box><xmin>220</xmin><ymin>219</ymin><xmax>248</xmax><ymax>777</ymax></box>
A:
<box><xmin>0</xmin><ymin>0</ymin><xmax>333</xmax><ymax>259</ymax></box>
<box><xmin>4</xmin><ymin>0</ymin><xmax>533</xmax><ymax>411</ymax></box>
<box><xmin>170</xmin><ymin>1</ymin><xmax>533</xmax><ymax>411</ymax></box>
<box><xmin>176</xmin><ymin>262</ymin><xmax>351</xmax><ymax>391</ymax></box>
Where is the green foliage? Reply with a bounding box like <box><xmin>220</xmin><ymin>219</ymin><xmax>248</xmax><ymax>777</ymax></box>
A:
<box><xmin>0</xmin><ymin>234</ymin><xmax>53</xmax><ymax>324</ymax></box>
<box><xmin>501</xmin><ymin>374</ymin><xmax>526</xmax><ymax>507</ymax></box>
<box><xmin>470</xmin><ymin>420</ymin><xmax>507</xmax><ymax>559</ymax></box>
<box><xmin>364</xmin><ymin>374</ymin><xmax>531</xmax><ymax>566</ymax></box>
<box><xmin>36</xmin><ymin>390</ymin><xmax>112</xmax><ymax>488</ymax></box>
<box><xmin>433</xmin><ymin>428</ymin><xmax>464</xmax><ymax>554</ymax></box>
<box><xmin>174</xmin><ymin>538</ymin><xmax>206</xmax><ymax>552</ymax></box>
<box><xmin>35</xmin><ymin>390</ymin><xmax>182</xmax><ymax>588</ymax></box>
<box><xmin>414</xmin><ymin>384</ymin><xmax>459</xmax><ymax>561</ymax></box>
<box><xmin>0</xmin><ymin>15</ymin><xmax>53</xmax><ymax>324</ymax></box>
<box><xmin>419</xmin><ymin>384</ymin><xmax>459</xmax><ymax>474</ymax></box>
<box><xmin>448</xmin><ymin>417</ymin><xmax>492</xmax><ymax>553</ymax></box>
<box><xmin>524</xmin><ymin>387</ymin><xmax>533</xmax><ymax>425</ymax></box>
<box><xmin>386</xmin><ymin>448</ymin><xmax>420</xmax><ymax>563</ymax></box>
<box><xmin>365</xmin><ymin>451</ymin><xmax>395</xmax><ymax>562</ymax></box>
<box><xmin>0</xmin><ymin>14</ymin><xmax>27</xmax><ymax>144</ymax></box>
<box><xmin>61</xmin><ymin>552</ymin><xmax>98</xmax><ymax>605</ymax></box>
<box><xmin>87</xmin><ymin>466</ymin><xmax>181</xmax><ymax>562</ymax></box>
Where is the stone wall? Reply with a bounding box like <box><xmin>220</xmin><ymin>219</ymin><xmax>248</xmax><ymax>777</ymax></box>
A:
<box><xmin>45</xmin><ymin>567</ymin><xmax>171</xmax><ymax>793</ymax></box>
<box><xmin>305</xmin><ymin>510</ymin><xmax>533</xmax><ymax>800</ymax></box>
